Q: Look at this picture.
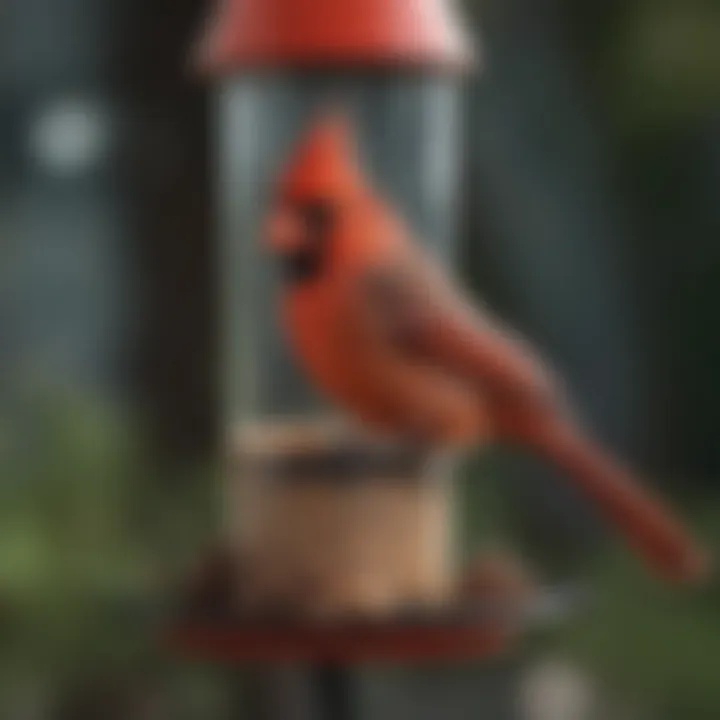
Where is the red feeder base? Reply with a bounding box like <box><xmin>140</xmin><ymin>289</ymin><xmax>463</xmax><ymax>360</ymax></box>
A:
<box><xmin>165</xmin><ymin>617</ymin><xmax>513</xmax><ymax>664</ymax></box>
<box><xmin>162</xmin><ymin>546</ymin><xmax>562</xmax><ymax>664</ymax></box>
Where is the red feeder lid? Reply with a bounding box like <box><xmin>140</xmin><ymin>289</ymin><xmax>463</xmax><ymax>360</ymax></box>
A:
<box><xmin>196</xmin><ymin>0</ymin><xmax>477</xmax><ymax>74</ymax></box>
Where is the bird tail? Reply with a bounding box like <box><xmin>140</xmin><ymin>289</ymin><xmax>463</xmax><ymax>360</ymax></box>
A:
<box><xmin>531</xmin><ymin>424</ymin><xmax>709</xmax><ymax>584</ymax></box>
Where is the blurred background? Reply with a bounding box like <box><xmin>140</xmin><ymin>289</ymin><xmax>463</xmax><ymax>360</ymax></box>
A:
<box><xmin>0</xmin><ymin>0</ymin><xmax>718</xmax><ymax>718</ymax></box>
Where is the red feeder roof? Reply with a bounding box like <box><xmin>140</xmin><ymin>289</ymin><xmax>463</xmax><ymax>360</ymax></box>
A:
<box><xmin>196</xmin><ymin>0</ymin><xmax>476</xmax><ymax>74</ymax></box>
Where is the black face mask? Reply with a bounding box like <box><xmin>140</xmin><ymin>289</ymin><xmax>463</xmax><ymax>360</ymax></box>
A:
<box><xmin>281</xmin><ymin>247</ymin><xmax>324</xmax><ymax>283</ymax></box>
<box><xmin>279</xmin><ymin>201</ymin><xmax>336</xmax><ymax>286</ymax></box>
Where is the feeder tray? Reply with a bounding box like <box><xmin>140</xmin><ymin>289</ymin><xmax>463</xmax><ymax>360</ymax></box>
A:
<box><xmin>164</xmin><ymin>544</ymin><xmax>582</xmax><ymax>664</ymax></box>
<box><xmin>166</xmin><ymin>614</ymin><xmax>510</xmax><ymax>664</ymax></box>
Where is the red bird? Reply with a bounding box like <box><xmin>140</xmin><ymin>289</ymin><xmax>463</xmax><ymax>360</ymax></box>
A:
<box><xmin>263</xmin><ymin>112</ymin><xmax>708</xmax><ymax>584</ymax></box>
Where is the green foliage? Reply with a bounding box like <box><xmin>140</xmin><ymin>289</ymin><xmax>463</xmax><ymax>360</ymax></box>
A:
<box><xmin>0</xmin><ymin>390</ymin><xmax>717</xmax><ymax>717</ymax></box>
<box><xmin>0</xmin><ymin>389</ymin><xmax>217</xmax><ymax>709</ymax></box>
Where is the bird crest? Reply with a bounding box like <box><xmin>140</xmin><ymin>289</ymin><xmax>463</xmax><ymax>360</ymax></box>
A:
<box><xmin>277</xmin><ymin>108</ymin><xmax>367</xmax><ymax>201</ymax></box>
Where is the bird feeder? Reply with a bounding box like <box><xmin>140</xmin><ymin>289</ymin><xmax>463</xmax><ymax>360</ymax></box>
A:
<box><xmin>211</xmin><ymin>0</ymin><xmax>487</xmax><ymax>620</ymax></box>
<box><xmin>166</xmin><ymin>0</ymin><xmax>558</xmax><ymax>659</ymax></box>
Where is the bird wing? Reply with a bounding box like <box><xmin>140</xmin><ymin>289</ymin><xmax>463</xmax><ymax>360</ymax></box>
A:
<box><xmin>353</xmin><ymin>252</ymin><xmax>570</xmax><ymax>430</ymax></box>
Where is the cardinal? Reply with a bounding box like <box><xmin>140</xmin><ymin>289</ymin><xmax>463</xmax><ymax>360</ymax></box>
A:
<box><xmin>263</xmin><ymin>111</ymin><xmax>708</xmax><ymax>584</ymax></box>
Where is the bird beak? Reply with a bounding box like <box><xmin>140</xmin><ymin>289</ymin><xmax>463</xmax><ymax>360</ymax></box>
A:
<box><xmin>265</xmin><ymin>208</ymin><xmax>304</xmax><ymax>254</ymax></box>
